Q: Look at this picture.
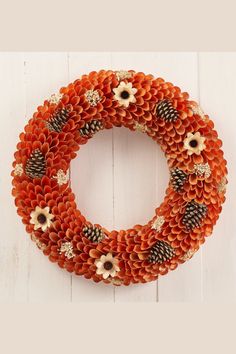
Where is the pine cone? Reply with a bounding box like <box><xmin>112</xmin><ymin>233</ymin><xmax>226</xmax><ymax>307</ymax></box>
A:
<box><xmin>79</xmin><ymin>120</ymin><xmax>103</xmax><ymax>137</ymax></box>
<box><xmin>182</xmin><ymin>201</ymin><xmax>207</xmax><ymax>231</ymax></box>
<box><xmin>156</xmin><ymin>99</ymin><xmax>179</xmax><ymax>122</ymax></box>
<box><xmin>25</xmin><ymin>149</ymin><xmax>46</xmax><ymax>179</ymax></box>
<box><xmin>148</xmin><ymin>241</ymin><xmax>175</xmax><ymax>264</ymax></box>
<box><xmin>170</xmin><ymin>168</ymin><xmax>188</xmax><ymax>192</ymax></box>
<box><xmin>46</xmin><ymin>108</ymin><xmax>70</xmax><ymax>132</ymax></box>
<box><xmin>83</xmin><ymin>225</ymin><xmax>104</xmax><ymax>243</ymax></box>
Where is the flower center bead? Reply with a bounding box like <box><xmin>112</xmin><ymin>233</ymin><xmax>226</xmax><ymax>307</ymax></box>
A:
<box><xmin>120</xmin><ymin>90</ymin><xmax>130</xmax><ymax>99</ymax></box>
<box><xmin>103</xmin><ymin>261</ymin><xmax>113</xmax><ymax>271</ymax></box>
<box><xmin>37</xmin><ymin>213</ymin><xmax>47</xmax><ymax>224</ymax></box>
<box><xmin>189</xmin><ymin>139</ymin><xmax>198</xmax><ymax>148</ymax></box>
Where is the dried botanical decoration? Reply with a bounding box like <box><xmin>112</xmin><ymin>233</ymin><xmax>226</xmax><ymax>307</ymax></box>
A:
<box><xmin>48</xmin><ymin>93</ymin><xmax>63</xmax><ymax>104</ymax></box>
<box><xmin>25</xmin><ymin>149</ymin><xmax>46</xmax><ymax>179</ymax></box>
<box><xmin>95</xmin><ymin>253</ymin><xmax>120</xmax><ymax>279</ymax></box>
<box><xmin>170</xmin><ymin>168</ymin><xmax>188</xmax><ymax>192</ymax></box>
<box><xmin>218</xmin><ymin>176</ymin><xmax>227</xmax><ymax>193</ymax></box>
<box><xmin>85</xmin><ymin>89</ymin><xmax>101</xmax><ymax>107</ymax></box>
<box><xmin>181</xmin><ymin>249</ymin><xmax>196</xmax><ymax>261</ymax></box>
<box><xmin>156</xmin><ymin>99</ymin><xmax>179</xmax><ymax>122</ymax></box>
<box><xmin>14</xmin><ymin>163</ymin><xmax>24</xmax><ymax>176</ymax></box>
<box><xmin>79</xmin><ymin>120</ymin><xmax>103</xmax><ymax>137</ymax></box>
<box><xmin>31</xmin><ymin>233</ymin><xmax>46</xmax><ymax>251</ymax></box>
<box><xmin>115</xmin><ymin>70</ymin><xmax>133</xmax><ymax>81</ymax></box>
<box><xmin>134</xmin><ymin>122</ymin><xmax>147</xmax><ymax>133</ymax></box>
<box><xmin>193</xmin><ymin>163</ymin><xmax>211</xmax><ymax>178</ymax></box>
<box><xmin>53</xmin><ymin>169</ymin><xmax>69</xmax><ymax>186</ymax></box>
<box><xmin>109</xmin><ymin>278</ymin><xmax>123</xmax><ymax>286</ymax></box>
<box><xmin>12</xmin><ymin>70</ymin><xmax>227</xmax><ymax>286</ymax></box>
<box><xmin>113</xmin><ymin>81</ymin><xmax>137</xmax><ymax>107</ymax></box>
<box><xmin>151</xmin><ymin>216</ymin><xmax>165</xmax><ymax>232</ymax></box>
<box><xmin>59</xmin><ymin>242</ymin><xmax>75</xmax><ymax>259</ymax></box>
<box><xmin>148</xmin><ymin>241</ymin><xmax>175</xmax><ymax>264</ymax></box>
<box><xmin>190</xmin><ymin>102</ymin><xmax>206</xmax><ymax>120</ymax></box>
<box><xmin>182</xmin><ymin>201</ymin><xmax>207</xmax><ymax>231</ymax></box>
<box><xmin>183</xmin><ymin>132</ymin><xmax>206</xmax><ymax>155</ymax></box>
<box><xmin>83</xmin><ymin>225</ymin><xmax>105</xmax><ymax>243</ymax></box>
<box><xmin>46</xmin><ymin>108</ymin><xmax>70</xmax><ymax>132</ymax></box>
<box><xmin>30</xmin><ymin>206</ymin><xmax>54</xmax><ymax>232</ymax></box>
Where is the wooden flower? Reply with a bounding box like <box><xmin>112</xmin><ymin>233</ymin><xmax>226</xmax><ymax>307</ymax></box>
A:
<box><xmin>95</xmin><ymin>253</ymin><xmax>120</xmax><ymax>279</ymax></box>
<box><xmin>183</xmin><ymin>132</ymin><xmax>206</xmax><ymax>155</ymax></box>
<box><xmin>30</xmin><ymin>206</ymin><xmax>54</xmax><ymax>232</ymax></box>
<box><xmin>113</xmin><ymin>81</ymin><xmax>137</xmax><ymax>107</ymax></box>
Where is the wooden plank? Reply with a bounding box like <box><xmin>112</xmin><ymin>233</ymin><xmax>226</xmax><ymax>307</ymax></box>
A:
<box><xmin>151</xmin><ymin>52</ymin><xmax>202</xmax><ymax>301</ymax></box>
<box><xmin>0</xmin><ymin>53</ymin><xmax>29</xmax><ymax>302</ymax></box>
<box><xmin>110</xmin><ymin>52</ymin><xmax>202</xmax><ymax>301</ymax></box>
<box><xmin>24</xmin><ymin>52</ymin><xmax>72</xmax><ymax>302</ymax></box>
<box><xmin>147</xmin><ymin>52</ymin><xmax>203</xmax><ymax>301</ymax></box>
<box><xmin>68</xmin><ymin>52</ymin><xmax>115</xmax><ymax>301</ymax></box>
<box><xmin>111</xmin><ymin>53</ymin><xmax>159</xmax><ymax>301</ymax></box>
<box><xmin>112</xmin><ymin>127</ymin><xmax>158</xmax><ymax>302</ymax></box>
<box><xmin>199</xmin><ymin>53</ymin><xmax>236</xmax><ymax>302</ymax></box>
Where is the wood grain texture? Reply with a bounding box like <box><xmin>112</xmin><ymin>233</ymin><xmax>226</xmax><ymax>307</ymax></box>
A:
<box><xmin>199</xmin><ymin>53</ymin><xmax>236</xmax><ymax>302</ymax></box>
<box><xmin>0</xmin><ymin>53</ymin><xmax>29</xmax><ymax>302</ymax></box>
<box><xmin>0</xmin><ymin>52</ymin><xmax>234</xmax><ymax>302</ymax></box>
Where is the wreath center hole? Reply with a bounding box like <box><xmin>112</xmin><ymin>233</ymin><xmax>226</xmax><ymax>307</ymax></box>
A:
<box><xmin>71</xmin><ymin>127</ymin><xmax>169</xmax><ymax>230</ymax></box>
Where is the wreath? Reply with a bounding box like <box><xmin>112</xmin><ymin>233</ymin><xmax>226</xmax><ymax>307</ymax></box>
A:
<box><xmin>12</xmin><ymin>70</ymin><xmax>227</xmax><ymax>286</ymax></box>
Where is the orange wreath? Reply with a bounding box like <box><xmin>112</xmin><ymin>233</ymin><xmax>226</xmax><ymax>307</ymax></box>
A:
<box><xmin>12</xmin><ymin>70</ymin><xmax>227</xmax><ymax>286</ymax></box>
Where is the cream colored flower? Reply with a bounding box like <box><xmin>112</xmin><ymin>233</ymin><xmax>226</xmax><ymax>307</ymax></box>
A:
<box><xmin>53</xmin><ymin>169</ymin><xmax>69</xmax><ymax>186</ymax></box>
<box><xmin>31</xmin><ymin>233</ymin><xmax>46</xmax><ymax>251</ymax></box>
<box><xmin>48</xmin><ymin>93</ymin><xmax>63</xmax><ymax>104</ymax></box>
<box><xmin>193</xmin><ymin>162</ymin><xmax>211</xmax><ymax>178</ymax></box>
<box><xmin>190</xmin><ymin>102</ymin><xmax>206</xmax><ymax>120</ymax></box>
<box><xmin>30</xmin><ymin>206</ymin><xmax>54</xmax><ymax>232</ymax></box>
<box><xmin>134</xmin><ymin>122</ymin><xmax>147</xmax><ymax>133</ymax></box>
<box><xmin>218</xmin><ymin>176</ymin><xmax>227</xmax><ymax>193</ymax></box>
<box><xmin>181</xmin><ymin>249</ymin><xmax>196</xmax><ymax>261</ymax></box>
<box><xmin>85</xmin><ymin>89</ymin><xmax>101</xmax><ymax>107</ymax></box>
<box><xmin>113</xmin><ymin>81</ymin><xmax>137</xmax><ymax>108</ymax></box>
<box><xmin>14</xmin><ymin>163</ymin><xmax>24</xmax><ymax>176</ymax></box>
<box><xmin>183</xmin><ymin>132</ymin><xmax>206</xmax><ymax>155</ymax></box>
<box><xmin>59</xmin><ymin>242</ymin><xmax>75</xmax><ymax>259</ymax></box>
<box><xmin>109</xmin><ymin>278</ymin><xmax>123</xmax><ymax>286</ymax></box>
<box><xmin>115</xmin><ymin>70</ymin><xmax>133</xmax><ymax>81</ymax></box>
<box><xmin>151</xmin><ymin>216</ymin><xmax>165</xmax><ymax>232</ymax></box>
<box><xmin>95</xmin><ymin>253</ymin><xmax>120</xmax><ymax>279</ymax></box>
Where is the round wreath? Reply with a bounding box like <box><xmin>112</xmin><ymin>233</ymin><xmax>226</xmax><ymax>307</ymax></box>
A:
<box><xmin>12</xmin><ymin>70</ymin><xmax>227</xmax><ymax>286</ymax></box>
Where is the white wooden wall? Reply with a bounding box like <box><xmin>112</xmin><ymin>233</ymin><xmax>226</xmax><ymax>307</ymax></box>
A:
<box><xmin>0</xmin><ymin>52</ymin><xmax>235</xmax><ymax>302</ymax></box>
